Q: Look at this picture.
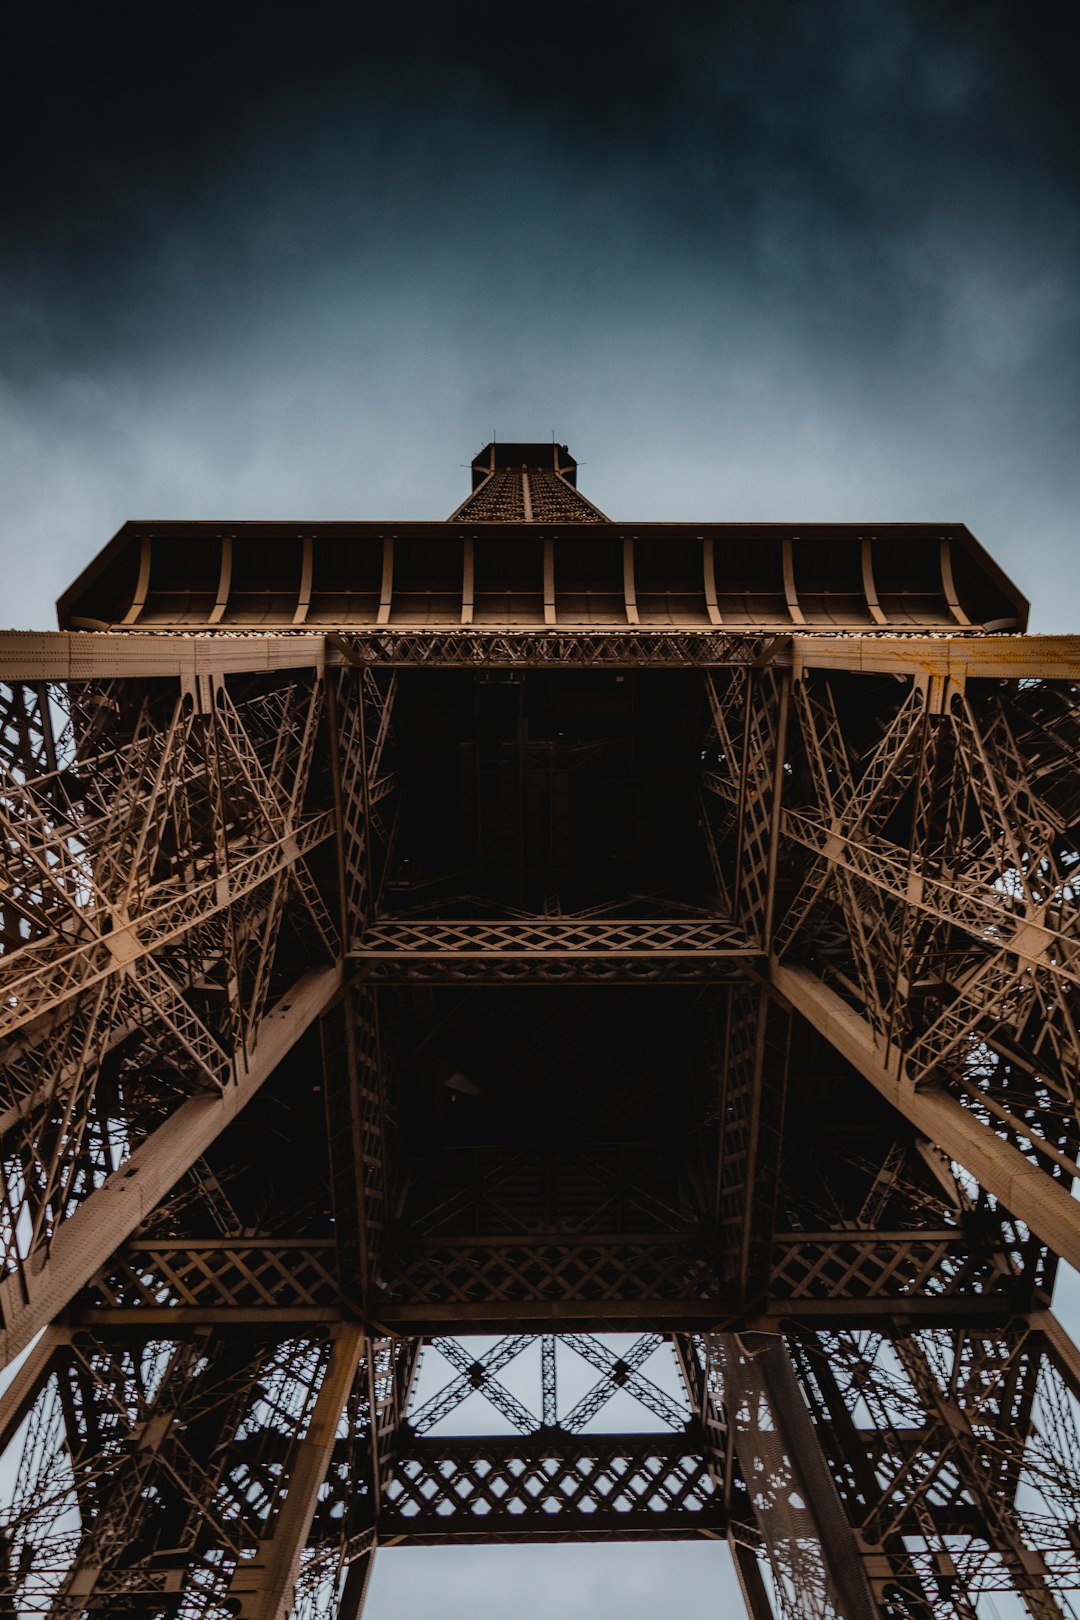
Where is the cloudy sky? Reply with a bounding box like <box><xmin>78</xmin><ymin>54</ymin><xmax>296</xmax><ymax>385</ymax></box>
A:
<box><xmin>3</xmin><ymin>1</ymin><xmax>1080</xmax><ymax>633</ymax></box>
<box><xmin>2</xmin><ymin>1</ymin><xmax>1078</xmax><ymax>1610</ymax></box>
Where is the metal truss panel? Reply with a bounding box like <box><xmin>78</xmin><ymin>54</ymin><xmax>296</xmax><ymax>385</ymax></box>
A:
<box><xmin>382</xmin><ymin>1431</ymin><xmax>724</xmax><ymax>1542</ymax></box>
<box><xmin>775</xmin><ymin>962</ymin><xmax>1080</xmax><ymax>1277</ymax></box>
<box><xmin>350</xmin><ymin>916</ymin><xmax>758</xmax><ymax>983</ymax></box>
<box><xmin>334</xmin><ymin>627</ymin><xmax>777</xmax><ymax>668</ymax></box>
<box><xmin>0</xmin><ymin>966</ymin><xmax>341</xmax><ymax>1366</ymax></box>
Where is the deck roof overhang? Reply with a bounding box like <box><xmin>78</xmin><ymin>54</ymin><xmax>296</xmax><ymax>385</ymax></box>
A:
<box><xmin>57</xmin><ymin>517</ymin><xmax>1027</xmax><ymax>633</ymax></box>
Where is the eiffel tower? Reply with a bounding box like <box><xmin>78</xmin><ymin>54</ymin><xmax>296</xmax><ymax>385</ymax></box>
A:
<box><xmin>2</xmin><ymin>440</ymin><xmax>1080</xmax><ymax>1618</ymax></box>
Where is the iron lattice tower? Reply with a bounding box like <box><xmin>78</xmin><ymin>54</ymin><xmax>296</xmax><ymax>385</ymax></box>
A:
<box><xmin>2</xmin><ymin>441</ymin><xmax>1080</xmax><ymax>1618</ymax></box>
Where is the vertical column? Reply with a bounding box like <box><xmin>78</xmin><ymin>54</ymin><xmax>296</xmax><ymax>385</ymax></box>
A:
<box><xmin>330</xmin><ymin>667</ymin><xmax>399</xmax><ymax>949</ymax></box>
<box><xmin>321</xmin><ymin>986</ymin><xmax>388</xmax><ymax>1316</ymax></box>
<box><xmin>715</xmin><ymin>986</ymin><xmax>791</xmax><ymax>1299</ymax></box>
<box><xmin>711</xmin><ymin>1332</ymin><xmax>885</xmax><ymax>1620</ymax></box>
<box><xmin>731</xmin><ymin>1536</ymin><xmax>777</xmax><ymax>1620</ymax></box>
<box><xmin>338</xmin><ymin>1547</ymin><xmax>378</xmax><ymax>1620</ymax></box>
<box><xmin>701</xmin><ymin>662</ymin><xmax>790</xmax><ymax>948</ymax></box>
<box><xmin>227</xmin><ymin>1325</ymin><xmax>365</xmax><ymax>1620</ymax></box>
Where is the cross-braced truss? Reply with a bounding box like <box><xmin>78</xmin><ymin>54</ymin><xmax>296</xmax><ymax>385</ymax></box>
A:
<box><xmin>2</xmin><ymin>449</ymin><xmax>1080</xmax><ymax>1617</ymax></box>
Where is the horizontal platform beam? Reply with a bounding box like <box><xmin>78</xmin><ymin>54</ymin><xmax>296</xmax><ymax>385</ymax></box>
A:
<box><xmin>376</xmin><ymin>1517</ymin><xmax>724</xmax><ymax>1544</ymax></box>
<box><xmin>757</xmin><ymin>1292</ymin><xmax>1023</xmax><ymax>1324</ymax></box>
<box><xmin>374</xmin><ymin>1298</ymin><xmax>736</xmax><ymax>1331</ymax></box>
<box><xmin>332</xmin><ymin>628</ymin><xmax>775</xmax><ymax>667</ymax></box>
<box><xmin>375</xmin><ymin>1298</ymin><xmax>1028</xmax><ymax>1335</ymax></box>
<box><xmin>75</xmin><ymin>1223</ymin><xmax>1025</xmax><ymax>1334</ymax></box>
<box><xmin>791</xmin><ymin>632</ymin><xmax>1080</xmax><ymax>681</ymax></box>
<box><xmin>69</xmin><ymin>1308</ymin><xmax>344</xmax><ymax>1330</ymax></box>
<box><xmin>350</xmin><ymin>917</ymin><xmax>759</xmax><ymax>982</ymax></box>
<box><xmin>0</xmin><ymin>629</ymin><xmax>326</xmax><ymax>681</ymax></box>
<box><xmin>67</xmin><ymin>1294</ymin><xmax>1028</xmax><ymax>1336</ymax></box>
<box><xmin>8</xmin><ymin>630</ymin><xmax>1075</xmax><ymax>685</ymax></box>
<box><xmin>380</xmin><ymin>1430</ymin><xmax>724</xmax><ymax>1543</ymax></box>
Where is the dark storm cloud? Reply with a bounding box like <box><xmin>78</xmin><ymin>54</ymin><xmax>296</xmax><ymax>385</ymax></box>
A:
<box><xmin>2</xmin><ymin>0</ymin><xmax>1079</xmax><ymax>630</ymax></box>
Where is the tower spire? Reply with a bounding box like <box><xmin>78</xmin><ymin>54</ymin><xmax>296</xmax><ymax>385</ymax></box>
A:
<box><xmin>449</xmin><ymin>440</ymin><xmax>608</xmax><ymax>521</ymax></box>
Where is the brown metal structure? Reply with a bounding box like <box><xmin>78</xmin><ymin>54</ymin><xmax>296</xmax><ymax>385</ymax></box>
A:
<box><xmin>1</xmin><ymin>440</ymin><xmax>1079</xmax><ymax>1617</ymax></box>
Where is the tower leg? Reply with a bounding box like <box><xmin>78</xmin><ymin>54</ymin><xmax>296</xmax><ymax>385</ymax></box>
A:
<box><xmin>0</xmin><ymin>1326</ymin><xmax>68</xmax><ymax>1454</ymax></box>
<box><xmin>338</xmin><ymin>1546</ymin><xmax>377</xmax><ymax>1620</ymax></box>
<box><xmin>730</xmin><ymin>1534</ymin><xmax>776</xmax><ymax>1620</ymax></box>
<box><xmin>714</xmin><ymin>1333</ymin><xmax>884</xmax><ymax>1620</ymax></box>
<box><xmin>227</xmin><ymin>1324</ymin><xmax>365</xmax><ymax>1620</ymax></box>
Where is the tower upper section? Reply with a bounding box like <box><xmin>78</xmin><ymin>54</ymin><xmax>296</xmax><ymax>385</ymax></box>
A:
<box><xmin>55</xmin><ymin>441</ymin><xmax>1027</xmax><ymax>633</ymax></box>
<box><xmin>450</xmin><ymin>443</ymin><xmax>609</xmax><ymax>523</ymax></box>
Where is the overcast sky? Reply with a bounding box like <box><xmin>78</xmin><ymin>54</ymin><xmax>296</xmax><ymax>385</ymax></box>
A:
<box><xmin>2</xmin><ymin>2</ymin><xmax>1078</xmax><ymax>1611</ymax></box>
<box><xmin>3</xmin><ymin>1</ymin><xmax>1080</xmax><ymax>632</ymax></box>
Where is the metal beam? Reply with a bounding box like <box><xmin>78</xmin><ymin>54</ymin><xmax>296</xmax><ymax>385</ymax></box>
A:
<box><xmin>71</xmin><ymin>1308</ymin><xmax>342</xmax><ymax>1330</ymax></box>
<box><xmin>381</xmin><ymin>1429</ymin><xmax>724</xmax><ymax>1541</ymax></box>
<box><xmin>791</xmin><ymin>633</ymin><xmax>1080</xmax><ymax>682</ymax></box>
<box><xmin>69</xmin><ymin>1295</ymin><xmax>1025</xmax><ymax>1336</ymax></box>
<box><xmin>372</xmin><ymin>1297</ymin><xmax>740</xmax><ymax>1330</ymax></box>
<box><xmin>773</xmin><ymin>963</ymin><xmax>1080</xmax><ymax>1274</ymax></box>
<box><xmin>350</xmin><ymin>916</ymin><xmax>758</xmax><ymax>983</ymax></box>
<box><xmin>0</xmin><ymin>1325</ymin><xmax>70</xmax><ymax>1455</ymax></box>
<box><xmin>731</xmin><ymin>1535</ymin><xmax>777</xmax><ymax>1620</ymax></box>
<box><xmin>727</xmin><ymin>1332</ymin><xmax>883</xmax><ymax>1620</ymax></box>
<box><xmin>0</xmin><ymin>629</ymin><xmax>327</xmax><ymax>681</ymax></box>
<box><xmin>0</xmin><ymin>966</ymin><xmax>342</xmax><ymax>1369</ymax></box>
<box><xmin>338</xmin><ymin>1547</ymin><xmax>378</xmax><ymax>1620</ymax></box>
<box><xmin>332</xmin><ymin>627</ymin><xmax>773</xmax><ymax>668</ymax></box>
<box><xmin>14</xmin><ymin>628</ymin><xmax>1074</xmax><ymax>688</ymax></box>
<box><xmin>227</xmin><ymin>1324</ymin><xmax>364</xmax><ymax>1620</ymax></box>
<box><xmin>1030</xmin><ymin>1309</ymin><xmax>1080</xmax><ymax>1399</ymax></box>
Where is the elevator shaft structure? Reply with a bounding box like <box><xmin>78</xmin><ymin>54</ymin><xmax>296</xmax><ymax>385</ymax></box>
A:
<box><xmin>2</xmin><ymin>441</ymin><xmax>1080</xmax><ymax>1618</ymax></box>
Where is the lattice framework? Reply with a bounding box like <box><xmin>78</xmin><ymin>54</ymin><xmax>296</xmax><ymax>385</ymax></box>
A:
<box><xmin>1</xmin><ymin>449</ymin><xmax>1080</xmax><ymax>1618</ymax></box>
